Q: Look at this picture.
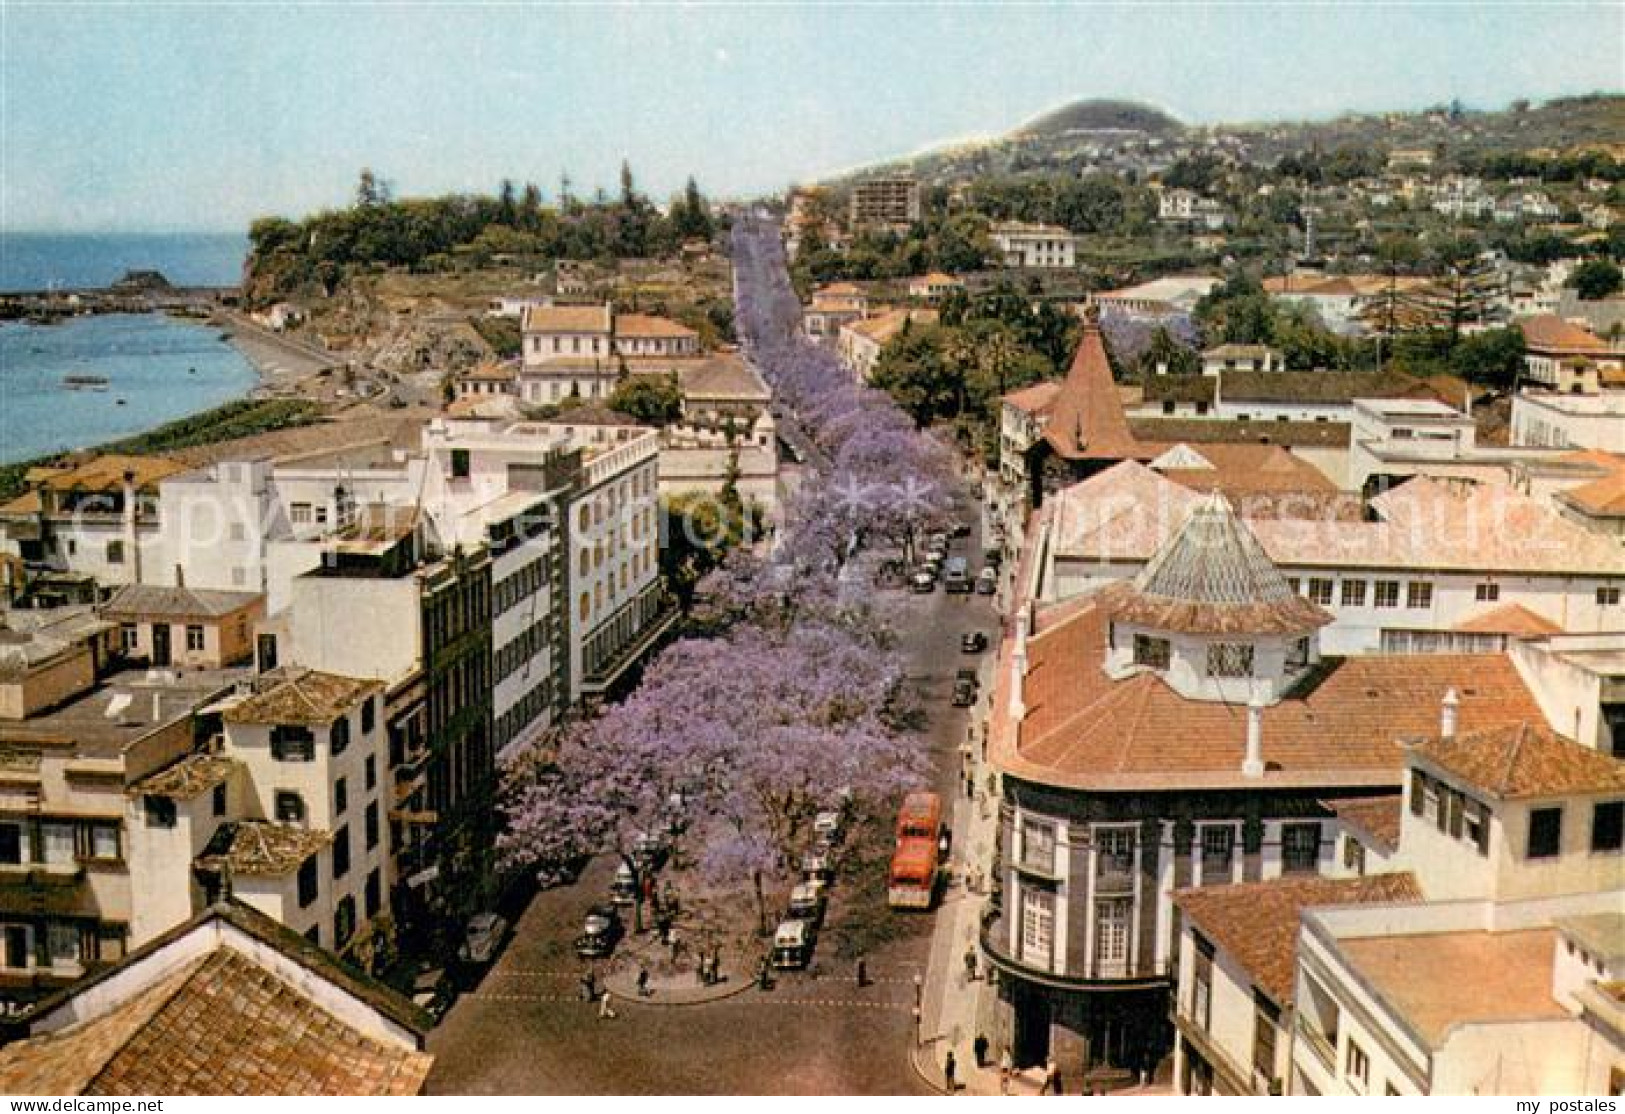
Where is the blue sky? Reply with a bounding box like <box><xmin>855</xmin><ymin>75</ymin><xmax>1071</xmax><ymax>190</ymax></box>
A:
<box><xmin>4</xmin><ymin>2</ymin><xmax>1621</xmax><ymax>233</ymax></box>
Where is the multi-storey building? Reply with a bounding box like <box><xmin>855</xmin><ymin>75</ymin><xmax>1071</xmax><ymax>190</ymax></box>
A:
<box><xmin>517</xmin><ymin>302</ymin><xmax>617</xmax><ymax>403</ymax></box>
<box><xmin>981</xmin><ymin>492</ymin><xmax>1548</xmax><ymax>1084</ymax></box>
<box><xmin>126</xmin><ymin>668</ymin><xmax>390</xmax><ymax>966</ymax></box>
<box><xmin>848</xmin><ymin>176</ymin><xmax>920</xmax><ymax>229</ymax></box>
<box><xmin>990</xmin><ymin>222</ymin><xmax>1079</xmax><ymax>269</ymax></box>
<box><xmin>0</xmin><ymin>650</ymin><xmax>236</xmax><ymax>1015</ymax></box>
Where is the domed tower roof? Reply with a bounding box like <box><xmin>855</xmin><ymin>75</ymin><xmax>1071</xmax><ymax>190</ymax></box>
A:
<box><xmin>1107</xmin><ymin>491</ymin><xmax>1332</xmax><ymax>635</ymax></box>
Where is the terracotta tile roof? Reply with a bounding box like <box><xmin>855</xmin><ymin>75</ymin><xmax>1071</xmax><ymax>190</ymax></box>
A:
<box><xmin>1174</xmin><ymin>873</ymin><xmax>1422</xmax><ymax>1004</ymax></box>
<box><xmin>1338</xmin><ymin>928</ymin><xmax>1565</xmax><ymax>1048</ymax></box>
<box><xmin>1321</xmin><ymin>794</ymin><xmax>1404</xmax><ymax>852</ymax></box>
<box><xmin>196</xmin><ymin>820</ymin><xmax>332</xmax><ymax>877</ymax></box>
<box><xmin>1453</xmin><ymin>602</ymin><xmax>1564</xmax><ymax>636</ymax></box>
<box><xmin>1150</xmin><ymin>442</ymin><xmax>1338</xmax><ymax>498</ymax></box>
<box><xmin>1000</xmin><ymin>593</ymin><xmax>1545</xmax><ymax>791</ymax></box>
<box><xmin>1003</xmin><ymin>381</ymin><xmax>1063</xmax><ymax>415</ymax></box>
<box><xmin>459</xmin><ymin>361</ymin><xmax>517</xmax><ymax>382</ymax></box>
<box><xmin>27</xmin><ymin>453</ymin><xmax>188</xmax><ymax>494</ymax></box>
<box><xmin>223</xmin><ymin>667</ymin><xmax>380</xmax><ymax>725</ymax></box>
<box><xmin>1142</xmin><ymin>375</ymin><xmax>1216</xmax><ymax>406</ymax></box>
<box><xmin>1202</xmin><ymin>343</ymin><xmax>1279</xmax><ymax>360</ymax></box>
<box><xmin>614</xmin><ymin>313</ymin><xmax>696</xmax><ymax>340</ymax></box>
<box><xmin>675</xmin><ymin>353</ymin><xmax>772</xmax><ymax>402</ymax></box>
<box><xmin>128</xmin><ymin>753</ymin><xmax>239</xmax><ymax>801</ymax></box>
<box><xmin>1519</xmin><ymin>314</ymin><xmax>1610</xmax><ymax>354</ymax></box>
<box><xmin>1408</xmin><ymin>721</ymin><xmax>1625</xmax><ymax>801</ymax></box>
<box><xmin>0</xmin><ymin>948</ymin><xmax>430</xmax><ymax>1094</ymax></box>
<box><xmin>1558</xmin><ymin>463</ymin><xmax>1625</xmax><ymax>517</ymax></box>
<box><xmin>1130</xmin><ymin>416</ymin><xmax>1351</xmax><ymax>448</ymax></box>
<box><xmin>1219</xmin><ymin>369</ymin><xmax>1439</xmax><ymax>405</ymax></box>
<box><xmin>101</xmin><ymin>583</ymin><xmax>262</xmax><ymax>620</ymax></box>
<box><xmin>1042</xmin><ymin>312</ymin><xmax>1148</xmax><ymax>462</ymax></box>
<box><xmin>1050</xmin><ymin>463</ymin><xmax>1625</xmax><ymax>577</ymax></box>
<box><xmin>521</xmin><ymin>302</ymin><xmax>612</xmax><ymax>334</ymax></box>
<box><xmin>845</xmin><ymin>307</ymin><xmax>937</xmax><ymax>344</ymax></box>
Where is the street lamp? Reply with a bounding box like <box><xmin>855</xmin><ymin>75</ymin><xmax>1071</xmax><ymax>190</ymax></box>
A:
<box><xmin>912</xmin><ymin>1006</ymin><xmax>923</xmax><ymax>1048</ymax></box>
<box><xmin>914</xmin><ymin>973</ymin><xmax>923</xmax><ymax>1009</ymax></box>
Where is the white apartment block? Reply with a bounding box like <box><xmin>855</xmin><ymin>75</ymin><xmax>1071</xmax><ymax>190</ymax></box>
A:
<box><xmin>990</xmin><ymin>222</ymin><xmax>1079</xmax><ymax>269</ymax></box>
<box><xmin>1513</xmin><ymin>391</ymin><xmax>1625</xmax><ymax>453</ymax></box>
<box><xmin>419</xmin><ymin>416</ymin><xmax>671</xmax><ymax>705</ymax></box>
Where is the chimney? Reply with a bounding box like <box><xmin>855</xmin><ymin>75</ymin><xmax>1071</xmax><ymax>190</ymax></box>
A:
<box><xmin>1241</xmin><ymin>696</ymin><xmax>1266</xmax><ymax>778</ymax></box>
<box><xmin>1010</xmin><ymin>647</ymin><xmax>1028</xmax><ymax>723</ymax></box>
<box><xmin>1441</xmin><ymin>688</ymin><xmax>1460</xmax><ymax>739</ymax></box>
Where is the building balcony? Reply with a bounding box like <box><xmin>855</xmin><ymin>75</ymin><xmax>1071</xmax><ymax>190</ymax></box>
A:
<box><xmin>0</xmin><ymin>861</ymin><xmax>86</xmax><ymax>888</ymax></box>
<box><xmin>980</xmin><ymin>911</ymin><xmax>1168</xmax><ymax>993</ymax></box>
<box><xmin>1094</xmin><ymin>867</ymin><xmax>1136</xmax><ymax>895</ymax></box>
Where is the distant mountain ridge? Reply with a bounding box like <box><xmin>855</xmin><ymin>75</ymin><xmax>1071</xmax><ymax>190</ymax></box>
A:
<box><xmin>822</xmin><ymin>93</ymin><xmax>1624</xmax><ymax>188</ymax></box>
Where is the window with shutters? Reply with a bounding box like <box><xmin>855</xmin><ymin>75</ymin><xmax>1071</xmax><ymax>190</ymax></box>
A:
<box><xmin>1374</xmin><ymin>580</ymin><xmax>1400</xmax><ymax>608</ymax></box>
<box><xmin>1253</xmin><ymin>993</ymin><xmax>1282</xmax><ymax>1080</ymax></box>
<box><xmin>1410</xmin><ymin>771</ymin><xmax>1427</xmax><ymax>816</ymax></box>
<box><xmin>335</xmin><ymin>895</ymin><xmax>356</xmax><ymax>948</ymax></box>
<box><xmin>330</xmin><ymin>716</ymin><xmax>350</xmax><ymax>757</ymax></box>
<box><xmin>332</xmin><ymin>825</ymin><xmax>350</xmax><ymax>878</ymax></box>
<box><xmin>1528</xmin><ymin>807</ymin><xmax>1563</xmax><ymax>859</ymax></box>
<box><xmin>144</xmin><ymin>796</ymin><xmax>177</xmax><ymax>829</ymax></box>
<box><xmin>1132</xmin><ymin>634</ymin><xmax>1170</xmax><ymax>669</ymax></box>
<box><xmin>1341</xmin><ymin>580</ymin><xmax>1367</xmax><ymax>607</ymax></box>
<box><xmin>1191</xmin><ymin>933</ymin><xmax>1214</xmax><ymax>1031</ymax></box>
<box><xmin>1020</xmin><ymin>818</ymin><xmax>1056</xmax><ymax>873</ymax></box>
<box><xmin>1466</xmin><ymin>799</ymin><xmax>1491</xmax><ymax>855</ymax></box>
<box><xmin>1307</xmin><ymin>578</ymin><xmax>1334</xmax><ymax>605</ymax></box>
<box><xmin>1475</xmin><ymin>582</ymin><xmax>1500</xmax><ymax>602</ymax></box>
<box><xmin>1592</xmin><ymin>801</ymin><xmax>1624</xmax><ymax>853</ymax></box>
<box><xmin>1407</xmin><ymin>581</ymin><xmax>1434</xmax><ymax>609</ymax></box>
<box><xmin>1200</xmin><ymin>825</ymin><xmax>1234</xmax><ymax>883</ymax></box>
<box><xmin>1206</xmin><ymin>643</ymin><xmax>1255</xmax><ymax>678</ymax></box>
<box><xmin>185</xmin><ymin>624</ymin><xmax>205</xmax><ymax>652</ymax></box>
<box><xmin>1282</xmin><ymin>823</ymin><xmax>1321</xmax><ymax>873</ymax></box>
<box><xmin>275</xmin><ymin>791</ymin><xmax>306</xmax><ymax>825</ymax></box>
<box><xmin>271</xmin><ymin>725</ymin><xmax>315</xmax><ymax>762</ymax></box>
<box><xmin>1019</xmin><ymin>886</ymin><xmax>1055</xmax><ymax>968</ymax></box>
<box><xmin>1095</xmin><ymin>898</ymin><xmax>1131</xmax><ymax>976</ymax></box>
<box><xmin>297</xmin><ymin>858</ymin><xmax>319</xmax><ymax>907</ymax></box>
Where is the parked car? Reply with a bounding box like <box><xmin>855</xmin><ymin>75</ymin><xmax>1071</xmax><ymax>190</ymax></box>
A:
<box><xmin>812</xmin><ymin>809</ymin><xmax>845</xmax><ymax>845</ymax></box>
<box><xmin>977</xmin><ymin>568</ymin><xmax>998</xmax><ymax>595</ymax></box>
<box><xmin>984</xmin><ymin>547</ymin><xmax>1003</xmax><ymax>569</ymax></box>
<box><xmin>410</xmin><ymin>966</ymin><xmax>454</xmax><ymax>1020</ymax></box>
<box><xmin>801</xmin><ymin>850</ymin><xmax>835</xmax><ymax>885</ymax></box>
<box><xmin>910</xmin><ymin>570</ymin><xmax>936</xmax><ymax>593</ymax></box>
<box><xmin>957</xmin><ymin>667</ymin><xmax>979</xmax><ymax>687</ymax></box>
<box><xmin>575</xmin><ymin>904</ymin><xmax>624</xmax><ymax>958</ymax></box>
<box><xmin>610</xmin><ymin>861</ymin><xmax>639</xmax><ymax>906</ymax></box>
<box><xmin>952</xmin><ymin>678</ymin><xmax>977</xmax><ymax>707</ymax></box>
<box><xmin>951</xmin><ymin>521</ymin><xmax>971</xmax><ymax>538</ymax></box>
<box><xmin>631</xmin><ymin>832</ymin><xmax>668</xmax><ymax>874</ymax></box>
<box><xmin>787</xmin><ymin>881</ymin><xmax>827</xmax><ymax>926</ymax></box>
<box><xmin>961</xmin><ymin>631</ymin><xmax>988</xmax><ymax>653</ymax></box>
<box><xmin>771</xmin><ymin>918</ymin><xmax>817</xmax><ymax>969</ymax></box>
<box><xmin>457</xmin><ymin>913</ymin><xmax>509</xmax><ymax>967</ymax></box>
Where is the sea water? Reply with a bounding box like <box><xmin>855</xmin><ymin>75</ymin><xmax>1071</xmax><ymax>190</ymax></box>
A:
<box><xmin>0</xmin><ymin>313</ymin><xmax>258</xmax><ymax>464</ymax></box>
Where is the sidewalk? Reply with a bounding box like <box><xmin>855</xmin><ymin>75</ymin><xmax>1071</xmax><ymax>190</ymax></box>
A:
<box><xmin>910</xmin><ymin>654</ymin><xmax>1011</xmax><ymax>1095</ymax></box>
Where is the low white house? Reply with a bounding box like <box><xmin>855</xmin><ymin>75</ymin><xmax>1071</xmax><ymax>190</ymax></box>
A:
<box><xmin>990</xmin><ymin>222</ymin><xmax>1079</xmax><ymax>269</ymax></box>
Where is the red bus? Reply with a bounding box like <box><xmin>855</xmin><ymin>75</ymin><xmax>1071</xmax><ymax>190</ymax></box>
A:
<box><xmin>888</xmin><ymin>791</ymin><xmax>943</xmax><ymax>910</ymax></box>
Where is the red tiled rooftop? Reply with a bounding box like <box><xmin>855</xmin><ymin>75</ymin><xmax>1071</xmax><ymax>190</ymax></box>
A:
<box><xmin>1338</xmin><ymin>928</ymin><xmax>1566</xmax><ymax>1048</ymax></box>
<box><xmin>1409</xmin><ymin>721</ymin><xmax>1625</xmax><ymax>801</ymax></box>
<box><xmin>1519</xmin><ymin>314</ymin><xmax>1610</xmax><ymax>354</ymax></box>
<box><xmin>999</xmin><ymin>594</ymin><xmax>1546</xmax><ymax>791</ymax></box>
<box><xmin>1174</xmin><ymin>872</ymin><xmax>1422</xmax><ymax>1004</ymax></box>
<box><xmin>1321</xmin><ymin>794</ymin><xmax>1404</xmax><ymax>852</ymax></box>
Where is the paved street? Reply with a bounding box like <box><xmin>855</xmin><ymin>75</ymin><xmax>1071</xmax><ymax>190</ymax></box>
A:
<box><xmin>427</xmin><ymin>504</ymin><xmax>998</xmax><ymax>1094</ymax></box>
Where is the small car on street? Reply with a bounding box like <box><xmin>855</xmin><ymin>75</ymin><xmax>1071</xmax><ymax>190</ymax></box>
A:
<box><xmin>457</xmin><ymin>913</ymin><xmax>509</xmax><ymax>967</ymax></box>
<box><xmin>952</xmin><ymin>678</ymin><xmax>977</xmax><ymax>707</ymax></box>
<box><xmin>961</xmin><ymin>631</ymin><xmax>988</xmax><ymax>653</ymax></box>
<box><xmin>575</xmin><ymin>904</ymin><xmax>624</xmax><ymax>958</ymax></box>
<box><xmin>787</xmin><ymin>881</ymin><xmax>827</xmax><ymax>926</ymax></box>
<box><xmin>977</xmin><ymin>567</ymin><xmax>998</xmax><ymax>595</ymax></box>
<box><xmin>771</xmin><ymin>918</ymin><xmax>817</xmax><ymax>969</ymax></box>
<box><xmin>610</xmin><ymin>861</ymin><xmax>639</xmax><ymax>906</ymax></box>
<box><xmin>801</xmin><ymin>850</ymin><xmax>835</xmax><ymax>885</ymax></box>
<box><xmin>910</xmin><ymin>570</ymin><xmax>936</xmax><ymax>593</ymax></box>
<box><xmin>812</xmin><ymin>809</ymin><xmax>845</xmax><ymax>845</ymax></box>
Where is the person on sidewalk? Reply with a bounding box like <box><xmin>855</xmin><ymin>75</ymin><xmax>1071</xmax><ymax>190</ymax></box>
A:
<box><xmin>598</xmin><ymin>990</ymin><xmax>617</xmax><ymax>1020</ymax></box>
<box><xmin>636</xmin><ymin>967</ymin><xmax>651</xmax><ymax>997</ymax></box>
<box><xmin>963</xmin><ymin>945</ymin><xmax>978</xmax><ymax>982</ymax></box>
<box><xmin>998</xmin><ymin>1049</ymin><xmax>1012</xmax><ymax>1095</ymax></box>
<box><xmin>855</xmin><ymin>955</ymin><xmax>868</xmax><ymax>988</ymax></box>
<box><xmin>943</xmin><ymin>1050</ymin><xmax>957</xmax><ymax>1094</ymax></box>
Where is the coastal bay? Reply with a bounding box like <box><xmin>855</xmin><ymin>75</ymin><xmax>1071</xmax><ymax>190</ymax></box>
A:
<box><xmin>0</xmin><ymin>312</ymin><xmax>260</xmax><ymax>464</ymax></box>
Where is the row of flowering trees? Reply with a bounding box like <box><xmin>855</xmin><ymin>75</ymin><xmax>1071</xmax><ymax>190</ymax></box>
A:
<box><xmin>495</xmin><ymin>217</ymin><xmax>962</xmax><ymax>929</ymax></box>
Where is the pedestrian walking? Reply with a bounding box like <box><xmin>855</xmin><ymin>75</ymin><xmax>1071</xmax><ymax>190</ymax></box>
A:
<box><xmin>998</xmin><ymin>1050</ymin><xmax>1012</xmax><ymax>1095</ymax></box>
<box><xmin>964</xmin><ymin>773</ymin><xmax>974</xmax><ymax>799</ymax></box>
<box><xmin>963</xmin><ymin>945</ymin><xmax>978</xmax><ymax>982</ymax></box>
<box><xmin>711</xmin><ymin>945</ymin><xmax>722</xmax><ymax>983</ymax></box>
<box><xmin>943</xmin><ymin>1050</ymin><xmax>957</xmax><ymax>1094</ymax></box>
<box><xmin>598</xmin><ymin>990</ymin><xmax>616</xmax><ymax>1020</ymax></box>
<box><xmin>973</xmin><ymin>1034</ymin><xmax>989</xmax><ymax>1068</ymax></box>
<box><xmin>855</xmin><ymin>955</ymin><xmax>868</xmax><ymax>988</ymax></box>
<box><xmin>636</xmin><ymin>966</ymin><xmax>651</xmax><ymax>997</ymax></box>
<box><xmin>580</xmin><ymin>970</ymin><xmax>597</xmax><ymax>1002</ymax></box>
